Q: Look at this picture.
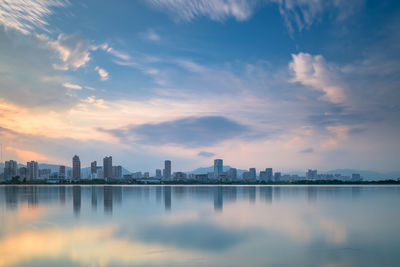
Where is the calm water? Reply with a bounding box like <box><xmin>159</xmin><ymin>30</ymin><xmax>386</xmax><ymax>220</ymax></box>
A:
<box><xmin>0</xmin><ymin>185</ymin><xmax>399</xmax><ymax>267</ymax></box>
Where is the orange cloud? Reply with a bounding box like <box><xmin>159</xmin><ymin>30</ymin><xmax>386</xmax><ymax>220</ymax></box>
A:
<box><xmin>6</xmin><ymin>146</ymin><xmax>49</xmax><ymax>162</ymax></box>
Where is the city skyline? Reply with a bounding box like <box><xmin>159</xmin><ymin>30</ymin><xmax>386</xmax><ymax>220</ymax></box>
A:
<box><xmin>0</xmin><ymin>1</ymin><xmax>399</xmax><ymax>173</ymax></box>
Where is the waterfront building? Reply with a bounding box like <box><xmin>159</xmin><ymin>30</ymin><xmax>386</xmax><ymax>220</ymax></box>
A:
<box><xmin>214</xmin><ymin>159</ymin><xmax>223</xmax><ymax>179</ymax></box>
<box><xmin>164</xmin><ymin>160</ymin><xmax>171</xmax><ymax>180</ymax></box>
<box><xmin>72</xmin><ymin>155</ymin><xmax>81</xmax><ymax>180</ymax></box>
<box><xmin>103</xmin><ymin>156</ymin><xmax>112</xmax><ymax>179</ymax></box>
<box><xmin>27</xmin><ymin>161</ymin><xmax>39</xmax><ymax>180</ymax></box>
<box><xmin>4</xmin><ymin>160</ymin><xmax>18</xmax><ymax>181</ymax></box>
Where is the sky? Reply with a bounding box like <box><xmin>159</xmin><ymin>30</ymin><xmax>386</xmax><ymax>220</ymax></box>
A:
<box><xmin>0</xmin><ymin>0</ymin><xmax>399</xmax><ymax>173</ymax></box>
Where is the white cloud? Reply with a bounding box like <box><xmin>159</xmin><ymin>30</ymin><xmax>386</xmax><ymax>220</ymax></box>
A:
<box><xmin>84</xmin><ymin>86</ymin><xmax>96</xmax><ymax>91</ymax></box>
<box><xmin>0</xmin><ymin>0</ymin><xmax>68</xmax><ymax>34</ymax></box>
<box><xmin>143</xmin><ymin>29</ymin><xmax>161</xmax><ymax>41</ymax></box>
<box><xmin>107</xmin><ymin>48</ymin><xmax>131</xmax><ymax>61</ymax></box>
<box><xmin>145</xmin><ymin>0</ymin><xmax>363</xmax><ymax>34</ymax></box>
<box><xmin>37</xmin><ymin>34</ymin><xmax>111</xmax><ymax>71</ymax></box>
<box><xmin>95</xmin><ymin>66</ymin><xmax>109</xmax><ymax>81</ymax></box>
<box><xmin>289</xmin><ymin>52</ymin><xmax>346</xmax><ymax>104</ymax></box>
<box><xmin>145</xmin><ymin>0</ymin><xmax>258</xmax><ymax>22</ymax></box>
<box><xmin>62</xmin><ymin>82</ymin><xmax>82</xmax><ymax>90</ymax></box>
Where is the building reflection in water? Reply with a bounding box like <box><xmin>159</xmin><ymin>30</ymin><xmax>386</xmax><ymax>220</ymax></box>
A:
<box><xmin>273</xmin><ymin>186</ymin><xmax>281</xmax><ymax>200</ymax></box>
<box><xmin>5</xmin><ymin>186</ymin><xmax>18</xmax><ymax>210</ymax></box>
<box><xmin>214</xmin><ymin>187</ymin><xmax>223</xmax><ymax>212</ymax></box>
<box><xmin>72</xmin><ymin>186</ymin><xmax>81</xmax><ymax>217</ymax></box>
<box><xmin>104</xmin><ymin>186</ymin><xmax>113</xmax><ymax>215</ymax></box>
<box><xmin>260</xmin><ymin>187</ymin><xmax>273</xmax><ymax>203</ymax></box>
<box><xmin>59</xmin><ymin>186</ymin><xmax>66</xmax><ymax>205</ymax></box>
<box><xmin>156</xmin><ymin>186</ymin><xmax>162</xmax><ymax>203</ymax></box>
<box><xmin>164</xmin><ymin>186</ymin><xmax>171</xmax><ymax>212</ymax></box>
<box><xmin>307</xmin><ymin>186</ymin><xmax>317</xmax><ymax>203</ymax></box>
<box><xmin>27</xmin><ymin>186</ymin><xmax>38</xmax><ymax>208</ymax></box>
<box><xmin>91</xmin><ymin>186</ymin><xmax>97</xmax><ymax>211</ymax></box>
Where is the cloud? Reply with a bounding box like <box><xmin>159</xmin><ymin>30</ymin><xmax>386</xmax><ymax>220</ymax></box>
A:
<box><xmin>300</xmin><ymin>148</ymin><xmax>314</xmax><ymax>154</ymax></box>
<box><xmin>289</xmin><ymin>52</ymin><xmax>346</xmax><ymax>104</ymax></box>
<box><xmin>98</xmin><ymin>116</ymin><xmax>249</xmax><ymax>148</ymax></box>
<box><xmin>198</xmin><ymin>151</ymin><xmax>215</xmax><ymax>157</ymax></box>
<box><xmin>62</xmin><ymin>82</ymin><xmax>82</xmax><ymax>90</ymax></box>
<box><xmin>38</xmin><ymin>33</ymin><xmax>110</xmax><ymax>71</ymax></box>
<box><xmin>107</xmin><ymin>48</ymin><xmax>131</xmax><ymax>61</ymax></box>
<box><xmin>142</xmin><ymin>29</ymin><xmax>161</xmax><ymax>41</ymax></box>
<box><xmin>145</xmin><ymin>0</ymin><xmax>259</xmax><ymax>22</ymax></box>
<box><xmin>95</xmin><ymin>66</ymin><xmax>109</xmax><ymax>81</ymax></box>
<box><xmin>0</xmin><ymin>0</ymin><xmax>68</xmax><ymax>34</ymax></box>
<box><xmin>132</xmin><ymin>222</ymin><xmax>248</xmax><ymax>252</ymax></box>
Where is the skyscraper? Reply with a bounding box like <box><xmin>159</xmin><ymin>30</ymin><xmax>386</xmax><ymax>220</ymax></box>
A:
<box><xmin>164</xmin><ymin>160</ymin><xmax>171</xmax><ymax>180</ymax></box>
<box><xmin>27</xmin><ymin>161</ymin><xmax>39</xmax><ymax>180</ymax></box>
<box><xmin>155</xmin><ymin>169</ymin><xmax>162</xmax><ymax>178</ymax></box>
<box><xmin>59</xmin><ymin>165</ymin><xmax>65</xmax><ymax>179</ymax></box>
<box><xmin>266</xmin><ymin>168</ymin><xmax>273</xmax><ymax>181</ymax></box>
<box><xmin>91</xmin><ymin>161</ymin><xmax>97</xmax><ymax>174</ymax></box>
<box><xmin>72</xmin><ymin>155</ymin><xmax>81</xmax><ymax>180</ymax></box>
<box><xmin>112</xmin><ymin>165</ymin><xmax>122</xmax><ymax>179</ymax></box>
<box><xmin>4</xmin><ymin>160</ymin><xmax>18</xmax><ymax>181</ymax></box>
<box><xmin>228</xmin><ymin>168</ymin><xmax>237</xmax><ymax>181</ymax></box>
<box><xmin>214</xmin><ymin>159</ymin><xmax>223</xmax><ymax>179</ymax></box>
<box><xmin>103</xmin><ymin>156</ymin><xmax>112</xmax><ymax>179</ymax></box>
<box><xmin>249</xmin><ymin>168</ymin><xmax>257</xmax><ymax>181</ymax></box>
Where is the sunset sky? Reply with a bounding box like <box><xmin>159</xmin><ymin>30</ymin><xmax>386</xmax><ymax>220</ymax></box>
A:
<box><xmin>0</xmin><ymin>0</ymin><xmax>399</xmax><ymax>173</ymax></box>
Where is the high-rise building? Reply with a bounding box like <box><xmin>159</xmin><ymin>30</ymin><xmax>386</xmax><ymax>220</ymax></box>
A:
<box><xmin>91</xmin><ymin>161</ymin><xmax>97</xmax><ymax>174</ymax></box>
<box><xmin>274</xmin><ymin>172</ymin><xmax>281</xmax><ymax>182</ymax></box>
<box><xmin>228</xmin><ymin>168</ymin><xmax>237</xmax><ymax>181</ymax></box>
<box><xmin>59</xmin><ymin>165</ymin><xmax>65</xmax><ymax>179</ymax></box>
<box><xmin>4</xmin><ymin>160</ymin><xmax>18</xmax><ymax>181</ymax></box>
<box><xmin>265</xmin><ymin>168</ymin><xmax>273</xmax><ymax>181</ymax></box>
<box><xmin>306</xmin><ymin>169</ymin><xmax>317</xmax><ymax>180</ymax></box>
<box><xmin>164</xmin><ymin>160</ymin><xmax>171</xmax><ymax>180</ymax></box>
<box><xmin>155</xmin><ymin>169</ymin><xmax>162</xmax><ymax>178</ymax></box>
<box><xmin>249</xmin><ymin>168</ymin><xmax>257</xmax><ymax>181</ymax></box>
<box><xmin>112</xmin><ymin>165</ymin><xmax>122</xmax><ymax>179</ymax></box>
<box><xmin>214</xmin><ymin>159</ymin><xmax>223</xmax><ymax>179</ymax></box>
<box><xmin>39</xmin><ymin>168</ymin><xmax>51</xmax><ymax>179</ymax></box>
<box><xmin>259</xmin><ymin>171</ymin><xmax>267</xmax><ymax>181</ymax></box>
<box><xmin>103</xmin><ymin>156</ymin><xmax>112</xmax><ymax>179</ymax></box>
<box><xmin>18</xmin><ymin>167</ymin><xmax>27</xmax><ymax>180</ymax></box>
<box><xmin>72</xmin><ymin>155</ymin><xmax>81</xmax><ymax>180</ymax></box>
<box><xmin>27</xmin><ymin>161</ymin><xmax>39</xmax><ymax>180</ymax></box>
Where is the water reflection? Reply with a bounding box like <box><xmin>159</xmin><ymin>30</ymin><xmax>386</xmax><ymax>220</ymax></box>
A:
<box><xmin>0</xmin><ymin>185</ymin><xmax>400</xmax><ymax>267</ymax></box>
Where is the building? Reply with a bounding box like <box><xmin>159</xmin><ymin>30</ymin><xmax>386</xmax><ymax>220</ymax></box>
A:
<box><xmin>265</xmin><ymin>168</ymin><xmax>273</xmax><ymax>181</ymax></box>
<box><xmin>306</xmin><ymin>169</ymin><xmax>317</xmax><ymax>180</ymax></box>
<box><xmin>90</xmin><ymin>161</ymin><xmax>97</xmax><ymax>176</ymax></box>
<box><xmin>155</xmin><ymin>169</ymin><xmax>162</xmax><ymax>178</ymax></box>
<box><xmin>214</xmin><ymin>159</ymin><xmax>223</xmax><ymax>180</ymax></box>
<box><xmin>195</xmin><ymin>174</ymin><xmax>208</xmax><ymax>182</ymax></box>
<box><xmin>18</xmin><ymin>167</ymin><xmax>27</xmax><ymax>180</ymax></box>
<box><xmin>259</xmin><ymin>171</ymin><xmax>267</xmax><ymax>181</ymax></box>
<box><xmin>174</xmin><ymin>172</ymin><xmax>186</xmax><ymax>181</ymax></box>
<box><xmin>274</xmin><ymin>172</ymin><xmax>281</xmax><ymax>182</ymax></box>
<box><xmin>103</xmin><ymin>156</ymin><xmax>112</xmax><ymax>179</ymax></box>
<box><xmin>4</xmin><ymin>160</ymin><xmax>18</xmax><ymax>181</ymax></box>
<box><xmin>164</xmin><ymin>160</ymin><xmax>171</xmax><ymax>180</ymax></box>
<box><xmin>39</xmin><ymin>168</ymin><xmax>51</xmax><ymax>179</ymax></box>
<box><xmin>352</xmin><ymin>173</ymin><xmax>362</xmax><ymax>182</ymax></box>
<box><xmin>228</xmin><ymin>168</ymin><xmax>237</xmax><ymax>181</ymax></box>
<box><xmin>59</xmin><ymin>165</ymin><xmax>66</xmax><ymax>179</ymax></box>
<box><xmin>249</xmin><ymin>168</ymin><xmax>257</xmax><ymax>181</ymax></box>
<box><xmin>112</xmin><ymin>165</ymin><xmax>122</xmax><ymax>179</ymax></box>
<box><xmin>72</xmin><ymin>155</ymin><xmax>81</xmax><ymax>180</ymax></box>
<box><xmin>27</xmin><ymin>161</ymin><xmax>39</xmax><ymax>180</ymax></box>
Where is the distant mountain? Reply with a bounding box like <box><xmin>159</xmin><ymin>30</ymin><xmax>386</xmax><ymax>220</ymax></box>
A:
<box><xmin>188</xmin><ymin>166</ymin><xmax>247</xmax><ymax>176</ymax></box>
<box><xmin>325</xmin><ymin>169</ymin><xmax>400</xmax><ymax>180</ymax></box>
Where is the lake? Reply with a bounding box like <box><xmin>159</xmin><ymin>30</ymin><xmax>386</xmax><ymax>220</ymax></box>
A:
<box><xmin>0</xmin><ymin>185</ymin><xmax>399</xmax><ymax>267</ymax></box>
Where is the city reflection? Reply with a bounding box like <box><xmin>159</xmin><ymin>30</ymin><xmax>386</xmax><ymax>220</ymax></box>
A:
<box><xmin>1</xmin><ymin>185</ymin><xmax>400</xmax><ymax>267</ymax></box>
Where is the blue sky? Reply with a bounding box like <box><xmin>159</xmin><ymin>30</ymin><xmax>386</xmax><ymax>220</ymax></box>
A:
<box><xmin>0</xmin><ymin>0</ymin><xmax>399</xmax><ymax>173</ymax></box>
